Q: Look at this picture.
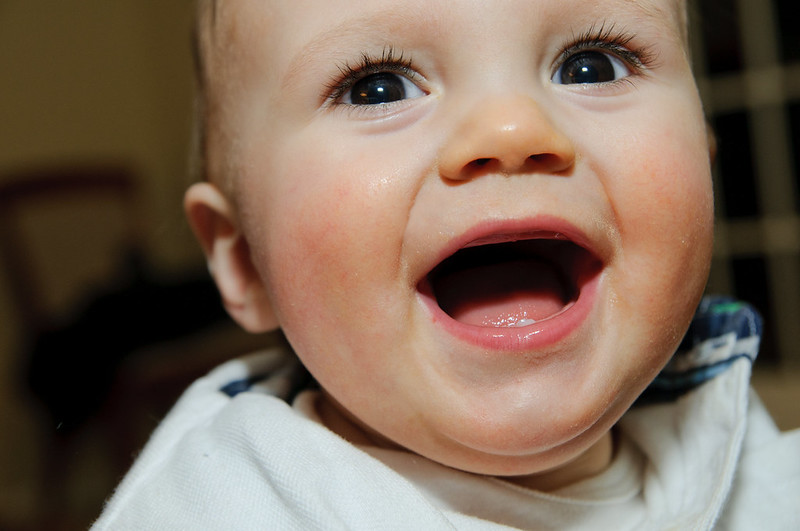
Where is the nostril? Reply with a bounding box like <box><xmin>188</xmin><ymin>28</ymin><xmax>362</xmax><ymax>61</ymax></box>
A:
<box><xmin>527</xmin><ymin>153</ymin><xmax>573</xmax><ymax>174</ymax></box>
<box><xmin>461</xmin><ymin>158</ymin><xmax>495</xmax><ymax>173</ymax></box>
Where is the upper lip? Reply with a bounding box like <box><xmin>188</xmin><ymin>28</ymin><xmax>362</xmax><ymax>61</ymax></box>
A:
<box><xmin>417</xmin><ymin>216</ymin><xmax>605</xmax><ymax>285</ymax></box>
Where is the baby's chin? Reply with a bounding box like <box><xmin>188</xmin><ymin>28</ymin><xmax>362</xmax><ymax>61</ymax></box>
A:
<box><xmin>419</xmin><ymin>405</ymin><xmax>623</xmax><ymax>480</ymax></box>
<box><xmin>317</xmin><ymin>385</ymin><xmax>622</xmax><ymax>488</ymax></box>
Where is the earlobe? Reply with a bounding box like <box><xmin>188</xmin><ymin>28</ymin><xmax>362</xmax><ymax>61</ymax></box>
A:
<box><xmin>184</xmin><ymin>182</ymin><xmax>279</xmax><ymax>333</ymax></box>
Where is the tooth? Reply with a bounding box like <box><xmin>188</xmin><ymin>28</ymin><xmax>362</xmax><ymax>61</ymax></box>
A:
<box><xmin>514</xmin><ymin>318</ymin><xmax>536</xmax><ymax>327</ymax></box>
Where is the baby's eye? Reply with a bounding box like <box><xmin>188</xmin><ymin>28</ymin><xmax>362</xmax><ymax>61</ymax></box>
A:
<box><xmin>342</xmin><ymin>72</ymin><xmax>426</xmax><ymax>105</ymax></box>
<box><xmin>552</xmin><ymin>50</ymin><xmax>632</xmax><ymax>85</ymax></box>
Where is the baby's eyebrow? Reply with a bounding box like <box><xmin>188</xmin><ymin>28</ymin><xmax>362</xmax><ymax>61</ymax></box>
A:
<box><xmin>280</xmin><ymin>0</ymin><xmax>680</xmax><ymax>90</ymax></box>
<box><xmin>281</xmin><ymin>8</ymin><xmax>440</xmax><ymax>91</ymax></box>
<box><xmin>621</xmin><ymin>0</ymin><xmax>685</xmax><ymax>37</ymax></box>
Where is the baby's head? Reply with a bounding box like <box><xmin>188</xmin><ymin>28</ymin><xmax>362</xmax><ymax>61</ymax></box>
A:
<box><xmin>186</xmin><ymin>0</ymin><xmax>714</xmax><ymax>487</ymax></box>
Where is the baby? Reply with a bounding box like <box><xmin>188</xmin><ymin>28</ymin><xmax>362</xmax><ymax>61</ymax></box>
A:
<box><xmin>94</xmin><ymin>0</ymin><xmax>800</xmax><ymax>528</ymax></box>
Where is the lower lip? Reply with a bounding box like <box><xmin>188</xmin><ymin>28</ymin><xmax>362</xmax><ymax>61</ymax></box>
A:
<box><xmin>417</xmin><ymin>269</ymin><xmax>600</xmax><ymax>352</ymax></box>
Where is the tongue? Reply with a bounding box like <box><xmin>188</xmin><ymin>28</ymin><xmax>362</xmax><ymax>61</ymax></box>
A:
<box><xmin>434</xmin><ymin>259</ymin><xmax>569</xmax><ymax>327</ymax></box>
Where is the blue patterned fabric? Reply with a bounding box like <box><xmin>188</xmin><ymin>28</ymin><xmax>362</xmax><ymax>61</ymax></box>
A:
<box><xmin>220</xmin><ymin>377</ymin><xmax>262</xmax><ymax>398</ymax></box>
<box><xmin>219</xmin><ymin>347</ymin><xmax>315</xmax><ymax>400</ymax></box>
<box><xmin>636</xmin><ymin>296</ymin><xmax>762</xmax><ymax>405</ymax></box>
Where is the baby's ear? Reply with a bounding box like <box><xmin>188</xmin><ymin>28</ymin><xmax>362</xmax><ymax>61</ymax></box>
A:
<box><xmin>184</xmin><ymin>182</ymin><xmax>278</xmax><ymax>332</ymax></box>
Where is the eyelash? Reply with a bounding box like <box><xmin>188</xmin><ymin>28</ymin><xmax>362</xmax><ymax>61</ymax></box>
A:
<box><xmin>555</xmin><ymin>24</ymin><xmax>657</xmax><ymax>79</ymax></box>
<box><xmin>323</xmin><ymin>47</ymin><xmax>419</xmax><ymax>105</ymax></box>
<box><xmin>323</xmin><ymin>25</ymin><xmax>657</xmax><ymax>104</ymax></box>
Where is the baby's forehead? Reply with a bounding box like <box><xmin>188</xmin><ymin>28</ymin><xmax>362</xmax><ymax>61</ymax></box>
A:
<box><xmin>196</xmin><ymin>0</ymin><xmax>688</xmax><ymax>108</ymax></box>
<box><xmin>200</xmin><ymin>0</ymin><xmax>687</xmax><ymax>47</ymax></box>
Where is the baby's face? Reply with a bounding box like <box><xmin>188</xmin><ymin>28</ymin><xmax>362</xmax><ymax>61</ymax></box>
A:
<box><xmin>199</xmin><ymin>0</ymin><xmax>713</xmax><ymax>477</ymax></box>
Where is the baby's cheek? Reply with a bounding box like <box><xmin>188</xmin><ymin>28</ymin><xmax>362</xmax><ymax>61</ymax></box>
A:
<box><xmin>265</xmin><ymin>183</ymin><xmax>392</xmax><ymax>323</ymax></box>
<box><xmin>603</xmin><ymin>133</ymin><xmax>713</xmax><ymax>326</ymax></box>
<box><xmin>614</xmin><ymin>122</ymin><xmax>712</xmax><ymax>243</ymax></box>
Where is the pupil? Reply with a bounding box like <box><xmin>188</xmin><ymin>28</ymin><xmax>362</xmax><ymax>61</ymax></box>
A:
<box><xmin>351</xmin><ymin>72</ymin><xmax>405</xmax><ymax>104</ymax></box>
<box><xmin>561</xmin><ymin>52</ymin><xmax>615</xmax><ymax>84</ymax></box>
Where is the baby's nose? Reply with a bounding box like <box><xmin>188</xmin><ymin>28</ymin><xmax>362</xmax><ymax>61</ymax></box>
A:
<box><xmin>438</xmin><ymin>95</ymin><xmax>575</xmax><ymax>181</ymax></box>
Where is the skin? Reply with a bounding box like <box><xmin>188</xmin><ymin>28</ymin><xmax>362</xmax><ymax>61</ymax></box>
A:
<box><xmin>186</xmin><ymin>0</ymin><xmax>714</xmax><ymax>490</ymax></box>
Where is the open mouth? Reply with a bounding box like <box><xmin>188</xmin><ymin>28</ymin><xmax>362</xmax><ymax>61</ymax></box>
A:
<box><xmin>422</xmin><ymin>236</ymin><xmax>601</xmax><ymax>328</ymax></box>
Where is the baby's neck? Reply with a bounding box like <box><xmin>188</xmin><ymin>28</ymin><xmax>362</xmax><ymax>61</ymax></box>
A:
<box><xmin>315</xmin><ymin>392</ymin><xmax>396</xmax><ymax>448</ymax></box>
<box><xmin>315</xmin><ymin>392</ymin><xmax>615</xmax><ymax>492</ymax></box>
<box><xmin>504</xmin><ymin>431</ymin><xmax>614</xmax><ymax>491</ymax></box>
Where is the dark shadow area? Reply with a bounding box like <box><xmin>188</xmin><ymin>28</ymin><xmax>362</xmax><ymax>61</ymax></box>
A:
<box><xmin>0</xmin><ymin>165</ymin><xmax>265</xmax><ymax>530</ymax></box>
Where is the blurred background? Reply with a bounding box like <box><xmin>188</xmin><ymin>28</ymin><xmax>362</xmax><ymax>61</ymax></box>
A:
<box><xmin>0</xmin><ymin>0</ymin><xmax>797</xmax><ymax>529</ymax></box>
<box><xmin>0</xmin><ymin>2</ymin><xmax>269</xmax><ymax>529</ymax></box>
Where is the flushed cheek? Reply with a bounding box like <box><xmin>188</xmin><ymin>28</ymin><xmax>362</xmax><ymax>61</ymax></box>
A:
<box><xmin>271</xmin><ymin>198</ymin><xmax>384</xmax><ymax>318</ymax></box>
<box><xmin>606</xmin><ymin>145</ymin><xmax>713</xmax><ymax>335</ymax></box>
<box><xmin>254</xmin><ymin>164</ymin><xmax>411</xmax><ymax>337</ymax></box>
<box><xmin>606</xmin><ymin>114</ymin><xmax>713</xmax><ymax>250</ymax></box>
<box><xmin>261</xmin><ymin>194</ymin><xmax>420</xmax><ymax>418</ymax></box>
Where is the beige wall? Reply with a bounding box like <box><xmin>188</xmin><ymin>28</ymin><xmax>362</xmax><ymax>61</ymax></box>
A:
<box><xmin>0</xmin><ymin>0</ymin><xmax>201</xmax><ymax>353</ymax></box>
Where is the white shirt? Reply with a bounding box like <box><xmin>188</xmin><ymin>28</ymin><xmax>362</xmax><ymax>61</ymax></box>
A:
<box><xmin>93</xmin><ymin>298</ymin><xmax>800</xmax><ymax>530</ymax></box>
